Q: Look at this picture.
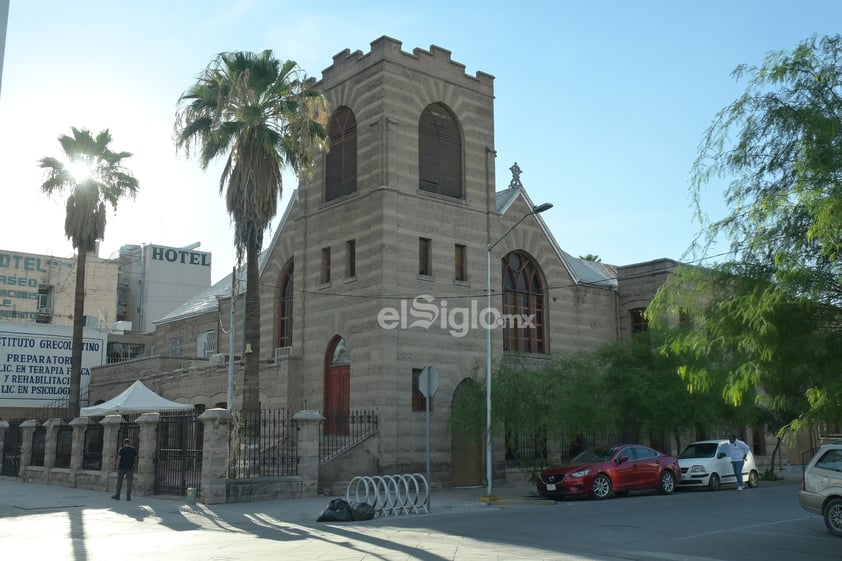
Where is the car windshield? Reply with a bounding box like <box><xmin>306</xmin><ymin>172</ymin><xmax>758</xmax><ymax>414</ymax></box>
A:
<box><xmin>678</xmin><ymin>443</ymin><xmax>717</xmax><ymax>459</ymax></box>
<box><xmin>572</xmin><ymin>448</ymin><xmax>615</xmax><ymax>463</ymax></box>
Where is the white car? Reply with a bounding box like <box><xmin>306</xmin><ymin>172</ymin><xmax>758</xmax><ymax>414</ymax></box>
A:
<box><xmin>798</xmin><ymin>442</ymin><xmax>842</xmax><ymax>537</ymax></box>
<box><xmin>677</xmin><ymin>439</ymin><xmax>759</xmax><ymax>490</ymax></box>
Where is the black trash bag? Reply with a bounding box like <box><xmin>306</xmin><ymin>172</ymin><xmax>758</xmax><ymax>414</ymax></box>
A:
<box><xmin>350</xmin><ymin>501</ymin><xmax>376</xmax><ymax>521</ymax></box>
<box><xmin>317</xmin><ymin>498</ymin><xmax>352</xmax><ymax>522</ymax></box>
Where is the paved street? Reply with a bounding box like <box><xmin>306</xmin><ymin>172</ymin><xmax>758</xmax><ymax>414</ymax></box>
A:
<box><xmin>0</xmin><ymin>471</ymin><xmax>837</xmax><ymax>561</ymax></box>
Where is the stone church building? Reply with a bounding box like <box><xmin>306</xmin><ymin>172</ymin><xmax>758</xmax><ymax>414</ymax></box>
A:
<box><xmin>90</xmin><ymin>36</ymin><xmax>676</xmax><ymax>487</ymax></box>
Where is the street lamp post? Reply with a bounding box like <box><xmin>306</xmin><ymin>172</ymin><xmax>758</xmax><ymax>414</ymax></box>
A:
<box><xmin>485</xmin><ymin>202</ymin><xmax>552</xmax><ymax>498</ymax></box>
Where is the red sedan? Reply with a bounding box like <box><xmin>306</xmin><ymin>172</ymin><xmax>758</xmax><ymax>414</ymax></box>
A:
<box><xmin>537</xmin><ymin>444</ymin><xmax>681</xmax><ymax>500</ymax></box>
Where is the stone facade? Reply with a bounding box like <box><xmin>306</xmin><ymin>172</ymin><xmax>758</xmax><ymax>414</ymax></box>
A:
<box><xmin>87</xmin><ymin>37</ymin><xmax>659</xmax><ymax>488</ymax></box>
<box><xmin>616</xmin><ymin>258</ymin><xmax>678</xmax><ymax>338</ymax></box>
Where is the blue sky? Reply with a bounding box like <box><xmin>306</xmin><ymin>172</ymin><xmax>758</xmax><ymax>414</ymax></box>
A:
<box><xmin>1</xmin><ymin>1</ymin><xmax>840</xmax><ymax>282</ymax></box>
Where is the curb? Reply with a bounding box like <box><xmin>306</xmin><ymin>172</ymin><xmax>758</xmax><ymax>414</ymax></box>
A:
<box><xmin>480</xmin><ymin>495</ymin><xmax>556</xmax><ymax>506</ymax></box>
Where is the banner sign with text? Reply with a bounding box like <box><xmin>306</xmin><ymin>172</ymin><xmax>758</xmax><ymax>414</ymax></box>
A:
<box><xmin>0</xmin><ymin>321</ymin><xmax>107</xmax><ymax>407</ymax></box>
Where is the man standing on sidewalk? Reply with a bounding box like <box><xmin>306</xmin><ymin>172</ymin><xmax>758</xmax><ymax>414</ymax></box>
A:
<box><xmin>112</xmin><ymin>438</ymin><xmax>138</xmax><ymax>501</ymax></box>
<box><xmin>728</xmin><ymin>434</ymin><xmax>751</xmax><ymax>490</ymax></box>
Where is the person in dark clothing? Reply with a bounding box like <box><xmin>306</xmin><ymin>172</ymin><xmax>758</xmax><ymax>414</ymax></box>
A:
<box><xmin>112</xmin><ymin>438</ymin><xmax>138</xmax><ymax>501</ymax></box>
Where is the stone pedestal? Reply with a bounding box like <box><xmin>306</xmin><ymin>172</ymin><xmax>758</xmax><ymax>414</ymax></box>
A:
<box><xmin>136</xmin><ymin>412</ymin><xmax>160</xmax><ymax>497</ymax></box>
<box><xmin>0</xmin><ymin>420</ymin><xmax>7</xmax><ymax>473</ymax></box>
<box><xmin>100</xmin><ymin>415</ymin><xmax>124</xmax><ymax>491</ymax></box>
<box><xmin>18</xmin><ymin>420</ymin><xmax>38</xmax><ymax>480</ymax></box>
<box><xmin>293</xmin><ymin>410</ymin><xmax>324</xmax><ymax>497</ymax></box>
<box><xmin>43</xmin><ymin>418</ymin><xmax>63</xmax><ymax>473</ymax></box>
<box><xmin>69</xmin><ymin>417</ymin><xmax>91</xmax><ymax>471</ymax></box>
<box><xmin>198</xmin><ymin>408</ymin><xmax>232</xmax><ymax>504</ymax></box>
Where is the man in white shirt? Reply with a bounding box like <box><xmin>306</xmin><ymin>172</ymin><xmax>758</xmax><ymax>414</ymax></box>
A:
<box><xmin>729</xmin><ymin>434</ymin><xmax>751</xmax><ymax>490</ymax></box>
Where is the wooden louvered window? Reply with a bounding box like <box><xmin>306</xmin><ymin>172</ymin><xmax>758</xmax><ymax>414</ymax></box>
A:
<box><xmin>418</xmin><ymin>103</ymin><xmax>463</xmax><ymax>198</ymax></box>
<box><xmin>502</xmin><ymin>251</ymin><xmax>546</xmax><ymax>353</ymax></box>
<box><xmin>325</xmin><ymin>106</ymin><xmax>357</xmax><ymax>202</ymax></box>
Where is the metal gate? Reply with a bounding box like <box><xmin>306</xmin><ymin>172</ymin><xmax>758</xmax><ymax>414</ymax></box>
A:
<box><xmin>154</xmin><ymin>412</ymin><xmax>202</xmax><ymax>496</ymax></box>
<box><xmin>1</xmin><ymin>421</ymin><xmax>22</xmax><ymax>477</ymax></box>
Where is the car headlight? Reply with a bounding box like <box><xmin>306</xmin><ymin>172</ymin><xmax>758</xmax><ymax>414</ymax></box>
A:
<box><xmin>569</xmin><ymin>469</ymin><xmax>591</xmax><ymax>478</ymax></box>
<box><xmin>689</xmin><ymin>465</ymin><xmax>706</xmax><ymax>473</ymax></box>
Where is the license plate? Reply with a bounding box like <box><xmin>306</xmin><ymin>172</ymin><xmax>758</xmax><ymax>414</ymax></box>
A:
<box><xmin>546</xmin><ymin>483</ymin><xmax>556</xmax><ymax>491</ymax></box>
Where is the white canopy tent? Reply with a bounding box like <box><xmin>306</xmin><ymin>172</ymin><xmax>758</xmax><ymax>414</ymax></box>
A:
<box><xmin>80</xmin><ymin>380</ymin><xmax>193</xmax><ymax>416</ymax></box>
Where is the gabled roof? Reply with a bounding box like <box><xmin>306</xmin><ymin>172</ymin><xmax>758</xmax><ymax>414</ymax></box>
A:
<box><xmin>154</xmin><ymin>190</ymin><xmax>300</xmax><ymax>327</ymax></box>
<box><xmin>496</xmin><ymin>186</ymin><xmax>617</xmax><ymax>289</ymax></box>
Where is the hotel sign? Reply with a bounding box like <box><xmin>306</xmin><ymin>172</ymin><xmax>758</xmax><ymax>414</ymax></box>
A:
<box><xmin>150</xmin><ymin>246</ymin><xmax>211</xmax><ymax>267</ymax></box>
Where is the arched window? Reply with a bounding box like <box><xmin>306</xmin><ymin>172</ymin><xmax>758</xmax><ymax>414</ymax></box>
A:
<box><xmin>502</xmin><ymin>251</ymin><xmax>546</xmax><ymax>353</ymax></box>
<box><xmin>418</xmin><ymin>103</ymin><xmax>463</xmax><ymax>198</ymax></box>
<box><xmin>325</xmin><ymin>106</ymin><xmax>357</xmax><ymax>202</ymax></box>
<box><xmin>276</xmin><ymin>261</ymin><xmax>293</xmax><ymax>349</ymax></box>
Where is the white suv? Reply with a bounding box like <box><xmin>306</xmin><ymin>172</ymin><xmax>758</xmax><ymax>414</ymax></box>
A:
<box><xmin>677</xmin><ymin>439</ymin><xmax>759</xmax><ymax>490</ymax></box>
<box><xmin>799</xmin><ymin>442</ymin><xmax>842</xmax><ymax>537</ymax></box>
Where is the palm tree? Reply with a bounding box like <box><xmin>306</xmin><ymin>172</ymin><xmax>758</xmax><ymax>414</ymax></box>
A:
<box><xmin>39</xmin><ymin>127</ymin><xmax>139</xmax><ymax>418</ymax></box>
<box><xmin>175</xmin><ymin>50</ymin><xmax>328</xmax><ymax>410</ymax></box>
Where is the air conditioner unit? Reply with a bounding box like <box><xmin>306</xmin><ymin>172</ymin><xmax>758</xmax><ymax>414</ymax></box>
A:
<box><xmin>274</xmin><ymin>346</ymin><xmax>292</xmax><ymax>362</ymax></box>
<box><xmin>209</xmin><ymin>353</ymin><xmax>226</xmax><ymax>365</ymax></box>
<box><xmin>181</xmin><ymin>360</ymin><xmax>199</xmax><ymax>370</ymax></box>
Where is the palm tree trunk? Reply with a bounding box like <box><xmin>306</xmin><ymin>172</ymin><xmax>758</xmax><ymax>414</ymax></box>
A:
<box><xmin>241</xmin><ymin>243</ymin><xmax>261</xmax><ymax>411</ymax></box>
<box><xmin>68</xmin><ymin>247</ymin><xmax>87</xmax><ymax>418</ymax></box>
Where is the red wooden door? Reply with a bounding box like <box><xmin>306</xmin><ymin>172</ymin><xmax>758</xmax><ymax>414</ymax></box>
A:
<box><xmin>324</xmin><ymin>364</ymin><xmax>350</xmax><ymax>435</ymax></box>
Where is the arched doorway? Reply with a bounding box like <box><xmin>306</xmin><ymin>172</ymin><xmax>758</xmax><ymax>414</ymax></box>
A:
<box><xmin>451</xmin><ymin>378</ymin><xmax>483</xmax><ymax>485</ymax></box>
<box><xmin>324</xmin><ymin>336</ymin><xmax>350</xmax><ymax>435</ymax></box>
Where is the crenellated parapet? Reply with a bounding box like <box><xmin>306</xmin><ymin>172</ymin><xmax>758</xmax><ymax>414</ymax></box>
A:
<box><xmin>320</xmin><ymin>35</ymin><xmax>494</xmax><ymax>94</ymax></box>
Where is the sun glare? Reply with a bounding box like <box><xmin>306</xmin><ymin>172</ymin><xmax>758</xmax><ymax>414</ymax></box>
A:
<box><xmin>67</xmin><ymin>160</ymin><xmax>95</xmax><ymax>182</ymax></box>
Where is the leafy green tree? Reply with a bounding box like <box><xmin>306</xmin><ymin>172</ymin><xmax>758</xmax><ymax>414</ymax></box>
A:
<box><xmin>451</xmin><ymin>353</ymin><xmax>619</xmax><ymax>473</ymax></box>
<box><xmin>651</xmin><ymin>264</ymin><xmax>840</xmax><ymax>435</ymax></box>
<box><xmin>650</xmin><ymin>34</ymin><xmax>842</xmax><ymax>433</ymax></box>
<box><xmin>598</xmin><ymin>331</ymin><xmax>755</xmax><ymax>452</ymax></box>
<box><xmin>175</xmin><ymin>51</ymin><xmax>328</xmax><ymax>410</ymax></box>
<box><xmin>39</xmin><ymin>127</ymin><xmax>139</xmax><ymax>417</ymax></box>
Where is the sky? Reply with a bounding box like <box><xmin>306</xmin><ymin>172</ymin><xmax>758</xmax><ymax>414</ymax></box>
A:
<box><xmin>1</xmin><ymin>1</ymin><xmax>840</xmax><ymax>283</ymax></box>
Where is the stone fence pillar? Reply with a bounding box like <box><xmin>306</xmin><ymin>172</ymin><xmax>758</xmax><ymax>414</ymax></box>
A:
<box><xmin>69</xmin><ymin>417</ymin><xmax>91</xmax><ymax>475</ymax></box>
<box><xmin>136</xmin><ymin>412</ymin><xmax>160</xmax><ymax>497</ymax></box>
<box><xmin>293</xmin><ymin>410</ymin><xmax>324</xmax><ymax>497</ymax></box>
<box><xmin>43</xmin><ymin>418</ymin><xmax>63</xmax><ymax>478</ymax></box>
<box><xmin>0</xmin><ymin>420</ymin><xmax>7</xmax><ymax>472</ymax></box>
<box><xmin>18</xmin><ymin>420</ymin><xmax>38</xmax><ymax>479</ymax></box>
<box><xmin>100</xmin><ymin>415</ymin><xmax>124</xmax><ymax>492</ymax></box>
<box><xmin>198</xmin><ymin>408</ymin><xmax>232</xmax><ymax>504</ymax></box>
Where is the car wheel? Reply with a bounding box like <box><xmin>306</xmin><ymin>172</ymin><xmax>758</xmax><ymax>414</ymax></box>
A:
<box><xmin>747</xmin><ymin>470</ymin><xmax>759</xmax><ymax>488</ymax></box>
<box><xmin>658</xmin><ymin>470</ymin><xmax>676</xmax><ymax>494</ymax></box>
<box><xmin>591</xmin><ymin>474</ymin><xmax>612</xmax><ymax>499</ymax></box>
<box><xmin>708</xmin><ymin>473</ymin><xmax>721</xmax><ymax>491</ymax></box>
<box><xmin>825</xmin><ymin>498</ymin><xmax>842</xmax><ymax>537</ymax></box>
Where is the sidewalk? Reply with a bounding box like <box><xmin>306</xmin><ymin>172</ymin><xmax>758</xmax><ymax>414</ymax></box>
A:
<box><xmin>0</xmin><ymin>475</ymin><xmax>546</xmax><ymax>523</ymax></box>
<box><xmin>0</xmin><ymin>475</ymin><xmax>801</xmax><ymax>561</ymax></box>
<box><xmin>0</xmin><ymin>476</ymin><xmax>571</xmax><ymax>561</ymax></box>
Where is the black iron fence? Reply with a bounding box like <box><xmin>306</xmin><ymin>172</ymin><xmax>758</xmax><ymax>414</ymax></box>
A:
<box><xmin>1</xmin><ymin>421</ymin><xmax>22</xmax><ymax>476</ymax></box>
<box><xmin>31</xmin><ymin>426</ymin><xmax>46</xmax><ymax>466</ymax></box>
<box><xmin>83</xmin><ymin>424</ymin><xmax>104</xmax><ymax>470</ymax></box>
<box><xmin>319</xmin><ymin>409</ymin><xmax>378</xmax><ymax>464</ymax></box>
<box><xmin>505</xmin><ymin>426</ymin><xmax>648</xmax><ymax>470</ymax></box>
<box><xmin>154</xmin><ymin>412</ymin><xmax>203</xmax><ymax>495</ymax></box>
<box><xmin>55</xmin><ymin>425</ymin><xmax>73</xmax><ymax>468</ymax></box>
<box><xmin>231</xmin><ymin>409</ymin><xmax>297</xmax><ymax>478</ymax></box>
